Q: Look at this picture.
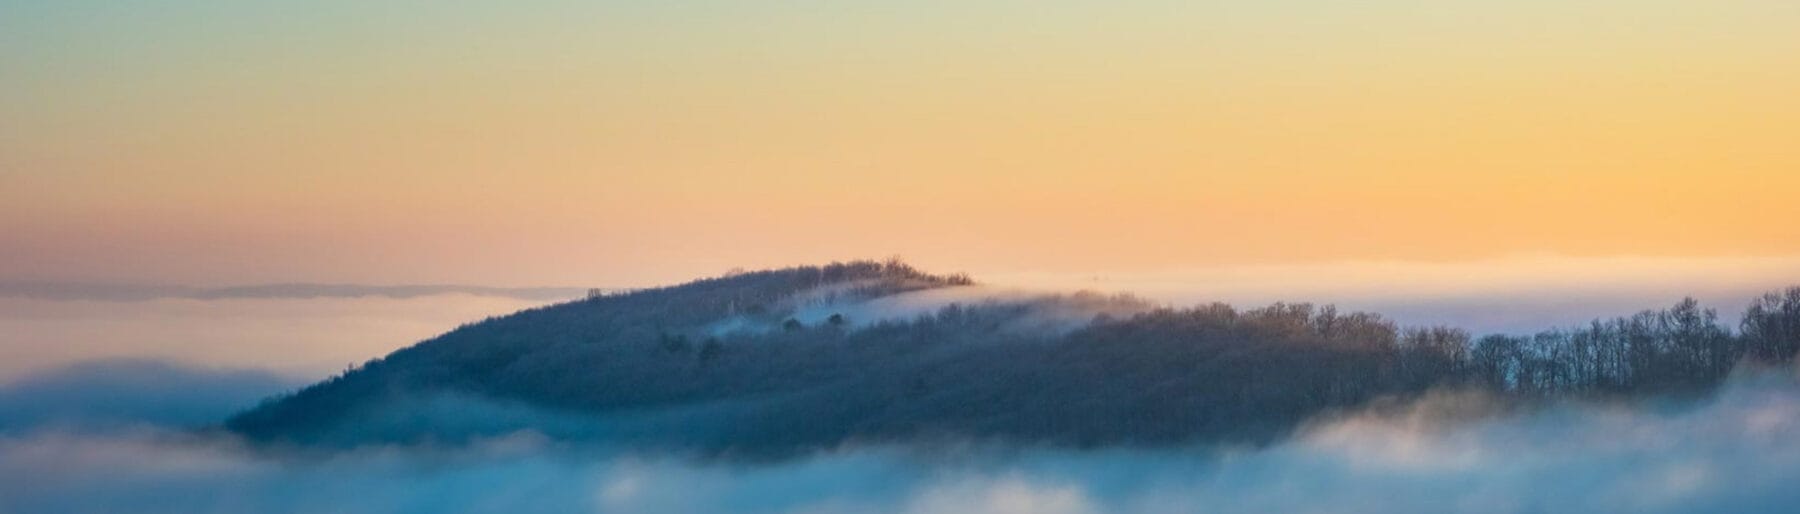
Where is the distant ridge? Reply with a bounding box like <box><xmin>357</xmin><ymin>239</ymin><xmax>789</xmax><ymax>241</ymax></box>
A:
<box><xmin>0</xmin><ymin>282</ymin><xmax>594</xmax><ymax>303</ymax></box>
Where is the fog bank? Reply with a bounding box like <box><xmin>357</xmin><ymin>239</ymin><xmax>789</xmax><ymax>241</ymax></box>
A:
<box><xmin>5</xmin><ymin>367</ymin><xmax>1799</xmax><ymax>513</ymax></box>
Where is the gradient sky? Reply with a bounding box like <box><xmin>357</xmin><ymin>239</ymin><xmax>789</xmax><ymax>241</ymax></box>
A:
<box><xmin>3</xmin><ymin>0</ymin><xmax>1798</xmax><ymax>287</ymax></box>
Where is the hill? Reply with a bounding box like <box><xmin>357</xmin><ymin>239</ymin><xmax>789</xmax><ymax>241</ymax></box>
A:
<box><xmin>226</xmin><ymin>260</ymin><xmax>1800</xmax><ymax>457</ymax></box>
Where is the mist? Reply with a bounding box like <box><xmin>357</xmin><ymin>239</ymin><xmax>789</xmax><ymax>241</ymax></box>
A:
<box><xmin>708</xmin><ymin>284</ymin><xmax>1152</xmax><ymax>337</ymax></box>
<box><xmin>0</xmin><ymin>359</ymin><xmax>298</xmax><ymax>434</ymax></box>
<box><xmin>0</xmin><ymin>294</ymin><xmax>553</xmax><ymax>381</ymax></box>
<box><xmin>4</xmin><ymin>360</ymin><xmax>1800</xmax><ymax>513</ymax></box>
<box><xmin>984</xmin><ymin>255</ymin><xmax>1800</xmax><ymax>333</ymax></box>
<box><xmin>8</xmin><ymin>255</ymin><xmax>1793</xmax><ymax>381</ymax></box>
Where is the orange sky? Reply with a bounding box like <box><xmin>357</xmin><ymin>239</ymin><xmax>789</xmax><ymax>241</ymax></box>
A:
<box><xmin>2</xmin><ymin>1</ymin><xmax>1797</xmax><ymax>286</ymax></box>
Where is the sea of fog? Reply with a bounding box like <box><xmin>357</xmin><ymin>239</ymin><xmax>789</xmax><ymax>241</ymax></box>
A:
<box><xmin>5</xmin><ymin>359</ymin><xmax>1800</xmax><ymax>513</ymax></box>
<box><xmin>3</xmin><ymin>256</ymin><xmax>1799</xmax><ymax>513</ymax></box>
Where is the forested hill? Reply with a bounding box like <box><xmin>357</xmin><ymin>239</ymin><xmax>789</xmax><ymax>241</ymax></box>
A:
<box><xmin>226</xmin><ymin>260</ymin><xmax>1800</xmax><ymax>457</ymax></box>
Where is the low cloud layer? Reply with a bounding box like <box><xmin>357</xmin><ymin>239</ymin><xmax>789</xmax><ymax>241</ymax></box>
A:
<box><xmin>5</xmin><ymin>365</ymin><xmax>1799</xmax><ymax>513</ymax></box>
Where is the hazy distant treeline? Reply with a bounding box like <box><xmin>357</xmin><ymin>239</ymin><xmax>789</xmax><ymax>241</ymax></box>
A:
<box><xmin>226</xmin><ymin>260</ymin><xmax>1800</xmax><ymax>457</ymax></box>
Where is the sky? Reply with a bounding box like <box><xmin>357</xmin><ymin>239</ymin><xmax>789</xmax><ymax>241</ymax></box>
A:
<box><xmin>3</xmin><ymin>0</ymin><xmax>1799</xmax><ymax>288</ymax></box>
<box><xmin>3</xmin><ymin>5</ymin><xmax>1800</xmax><ymax>508</ymax></box>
